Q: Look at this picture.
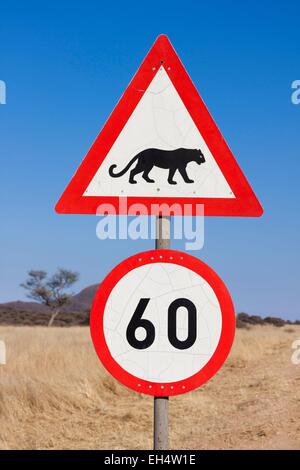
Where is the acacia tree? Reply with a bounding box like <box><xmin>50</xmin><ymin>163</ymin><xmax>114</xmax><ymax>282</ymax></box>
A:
<box><xmin>21</xmin><ymin>268</ymin><xmax>79</xmax><ymax>327</ymax></box>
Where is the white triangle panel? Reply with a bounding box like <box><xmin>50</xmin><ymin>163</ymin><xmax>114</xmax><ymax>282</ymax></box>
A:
<box><xmin>84</xmin><ymin>66</ymin><xmax>235</xmax><ymax>199</ymax></box>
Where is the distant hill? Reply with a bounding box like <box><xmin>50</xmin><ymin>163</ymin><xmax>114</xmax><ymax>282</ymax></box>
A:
<box><xmin>61</xmin><ymin>284</ymin><xmax>98</xmax><ymax>312</ymax></box>
<box><xmin>0</xmin><ymin>285</ymin><xmax>299</xmax><ymax>327</ymax></box>
<box><xmin>0</xmin><ymin>285</ymin><xmax>98</xmax><ymax>326</ymax></box>
<box><xmin>1</xmin><ymin>284</ymin><xmax>98</xmax><ymax>313</ymax></box>
<box><xmin>236</xmin><ymin>312</ymin><xmax>299</xmax><ymax>328</ymax></box>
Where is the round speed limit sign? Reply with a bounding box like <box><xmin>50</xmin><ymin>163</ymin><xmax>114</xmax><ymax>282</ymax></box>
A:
<box><xmin>90</xmin><ymin>250</ymin><xmax>235</xmax><ymax>396</ymax></box>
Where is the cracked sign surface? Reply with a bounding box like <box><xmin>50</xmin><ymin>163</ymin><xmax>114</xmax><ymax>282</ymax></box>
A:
<box><xmin>85</xmin><ymin>66</ymin><xmax>233</xmax><ymax>198</ymax></box>
<box><xmin>104</xmin><ymin>262</ymin><xmax>221</xmax><ymax>381</ymax></box>
<box><xmin>90</xmin><ymin>250</ymin><xmax>236</xmax><ymax>396</ymax></box>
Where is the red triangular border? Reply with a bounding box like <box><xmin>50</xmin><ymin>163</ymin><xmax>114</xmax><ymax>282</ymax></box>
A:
<box><xmin>55</xmin><ymin>35</ymin><xmax>263</xmax><ymax>217</ymax></box>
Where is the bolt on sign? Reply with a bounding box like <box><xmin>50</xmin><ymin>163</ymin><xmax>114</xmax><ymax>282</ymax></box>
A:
<box><xmin>55</xmin><ymin>35</ymin><xmax>263</xmax><ymax>217</ymax></box>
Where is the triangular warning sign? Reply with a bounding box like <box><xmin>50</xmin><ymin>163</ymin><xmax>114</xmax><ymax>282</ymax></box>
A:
<box><xmin>55</xmin><ymin>35</ymin><xmax>263</xmax><ymax>217</ymax></box>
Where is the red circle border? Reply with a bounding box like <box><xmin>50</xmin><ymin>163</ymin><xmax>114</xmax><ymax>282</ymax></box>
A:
<box><xmin>90</xmin><ymin>250</ymin><xmax>236</xmax><ymax>396</ymax></box>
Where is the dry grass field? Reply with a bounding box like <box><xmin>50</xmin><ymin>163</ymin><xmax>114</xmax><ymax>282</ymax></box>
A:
<box><xmin>0</xmin><ymin>325</ymin><xmax>299</xmax><ymax>450</ymax></box>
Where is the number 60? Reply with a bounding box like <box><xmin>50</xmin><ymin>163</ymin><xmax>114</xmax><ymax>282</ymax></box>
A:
<box><xmin>126</xmin><ymin>297</ymin><xmax>197</xmax><ymax>350</ymax></box>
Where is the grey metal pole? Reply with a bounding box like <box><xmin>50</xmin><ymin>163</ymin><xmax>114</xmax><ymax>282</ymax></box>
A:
<box><xmin>154</xmin><ymin>215</ymin><xmax>170</xmax><ymax>450</ymax></box>
<box><xmin>155</xmin><ymin>215</ymin><xmax>170</xmax><ymax>250</ymax></box>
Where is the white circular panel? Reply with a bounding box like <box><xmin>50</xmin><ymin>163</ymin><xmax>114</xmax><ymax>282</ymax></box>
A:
<box><xmin>103</xmin><ymin>262</ymin><xmax>222</xmax><ymax>383</ymax></box>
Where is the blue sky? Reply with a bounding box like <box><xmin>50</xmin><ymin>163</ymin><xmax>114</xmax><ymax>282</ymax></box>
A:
<box><xmin>1</xmin><ymin>1</ymin><xmax>299</xmax><ymax>319</ymax></box>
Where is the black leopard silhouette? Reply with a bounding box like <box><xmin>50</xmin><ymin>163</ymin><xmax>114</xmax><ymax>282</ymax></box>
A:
<box><xmin>108</xmin><ymin>148</ymin><xmax>205</xmax><ymax>185</ymax></box>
